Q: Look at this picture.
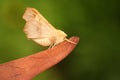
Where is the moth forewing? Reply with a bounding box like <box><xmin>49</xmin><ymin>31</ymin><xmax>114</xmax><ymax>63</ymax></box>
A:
<box><xmin>24</xmin><ymin>8</ymin><xmax>56</xmax><ymax>30</ymax></box>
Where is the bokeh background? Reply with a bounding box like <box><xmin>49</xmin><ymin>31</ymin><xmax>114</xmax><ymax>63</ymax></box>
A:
<box><xmin>0</xmin><ymin>0</ymin><xmax>120</xmax><ymax>80</ymax></box>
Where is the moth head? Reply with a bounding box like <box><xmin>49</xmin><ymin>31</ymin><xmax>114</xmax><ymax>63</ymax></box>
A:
<box><xmin>55</xmin><ymin>30</ymin><xmax>67</xmax><ymax>44</ymax></box>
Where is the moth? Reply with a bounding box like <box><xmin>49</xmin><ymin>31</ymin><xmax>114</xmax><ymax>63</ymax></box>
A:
<box><xmin>23</xmin><ymin>7</ymin><xmax>75</xmax><ymax>47</ymax></box>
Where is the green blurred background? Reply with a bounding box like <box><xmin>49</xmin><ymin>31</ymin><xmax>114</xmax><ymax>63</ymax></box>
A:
<box><xmin>0</xmin><ymin>0</ymin><xmax>120</xmax><ymax>80</ymax></box>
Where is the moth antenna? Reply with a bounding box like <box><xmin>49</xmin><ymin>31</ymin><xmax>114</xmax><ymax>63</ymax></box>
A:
<box><xmin>65</xmin><ymin>38</ymin><xmax>76</xmax><ymax>44</ymax></box>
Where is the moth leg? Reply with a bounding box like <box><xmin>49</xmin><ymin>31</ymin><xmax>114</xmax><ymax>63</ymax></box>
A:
<box><xmin>51</xmin><ymin>43</ymin><xmax>57</xmax><ymax>48</ymax></box>
<box><xmin>48</xmin><ymin>43</ymin><xmax>54</xmax><ymax>49</ymax></box>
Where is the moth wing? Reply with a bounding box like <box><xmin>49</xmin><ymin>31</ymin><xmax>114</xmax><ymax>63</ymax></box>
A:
<box><xmin>23</xmin><ymin>7</ymin><xmax>57</xmax><ymax>38</ymax></box>
<box><xmin>24</xmin><ymin>19</ymin><xmax>55</xmax><ymax>39</ymax></box>
<box><xmin>23</xmin><ymin>8</ymin><xmax>57</xmax><ymax>46</ymax></box>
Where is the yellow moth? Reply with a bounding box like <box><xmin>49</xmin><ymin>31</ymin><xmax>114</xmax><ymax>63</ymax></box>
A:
<box><xmin>23</xmin><ymin>8</ymin><xmax>76</xmax><ymax>47</ymax></box>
